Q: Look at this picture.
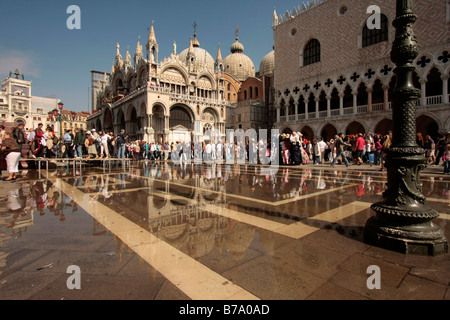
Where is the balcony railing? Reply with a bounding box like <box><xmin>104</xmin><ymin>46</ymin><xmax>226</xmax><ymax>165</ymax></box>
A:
<box><xmin>357</xmin><ymin>105</ymin><xmax>368</xmax><ymax>114</ymax></box>
<box><xmin>426</xmin><ymin>95</ymin><xmax>442</xmax><ymax>106</ymax></box>
<box><xmin>330</xmin><ymin>109</ymin><xmax>340</xmax><ymax>116</ymax></box>
<box><xmin>372</xmin><ymin>103</ymin><xmax>384</xmax><ymax>111</ymax></box>
<box><xmin>343</xmin><ymin>108</ymin><xmax>353</xmax><ymax>115</ymax></box>
<box><xmin>319</xmin><ymin>111</ymin><xmax>328</xmax><ymax>118</ymax></box>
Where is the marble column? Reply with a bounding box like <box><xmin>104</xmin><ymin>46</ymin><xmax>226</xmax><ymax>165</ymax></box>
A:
<box><xmin>420</xmin><ymin>80</ymin><xmax>427</xmax><ymax>106</ymax></box>
<box><xmin>442</xmin><ymin>74</ymin><xmax>448</xmax><ymax>104</ymax></box>
<box><xmin>326</xmin><ymin>96</ymin><xmax>331</xmax><ymax>117</ymax></box>
<box><xmin>367</xmin><ymin>88</ymin><xmax>373</xmax><ymax>112</ymax></box>
<box><xmin>383</xmin><ymin>85</ymin><xmax>390</xmax><ymax>110</ymax></box>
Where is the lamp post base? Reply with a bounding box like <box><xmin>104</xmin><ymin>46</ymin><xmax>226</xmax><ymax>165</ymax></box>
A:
<box><xmin>364</xmin><ymin>215</ymin><xmax>448</xmax><ymax>256</ymax></box>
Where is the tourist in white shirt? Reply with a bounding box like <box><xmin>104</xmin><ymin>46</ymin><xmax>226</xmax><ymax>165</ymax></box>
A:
<box><xmin>100</xmin><ymin>131</ymin><xmax>111</xmax><ymax>158</ymax></box>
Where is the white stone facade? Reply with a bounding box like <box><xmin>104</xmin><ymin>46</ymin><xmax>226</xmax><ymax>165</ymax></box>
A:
<box><xmin>87</xmin><ymin>24</ymin><xmax>229</xmax><ymax>144</ymax></box>
<box><xmin>1</xmin><ymin>71</ymin><xmax>61</xmax><ymax>132</ymax></box>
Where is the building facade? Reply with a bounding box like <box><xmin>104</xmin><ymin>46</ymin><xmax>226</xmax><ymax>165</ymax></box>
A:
<box><xmin>1</xmin><ymin>69</ymin><xmax>61</xmax><ymax>133</ymax></box>
<box><xmin>272</xmin><ymin>0</ymin><xmax>450</xmax><ymax>141</ymax></box>
<box><xmin>88</xmin><ymin>23</ymin><xmax>229</xmax><ymax>143</ymax></box>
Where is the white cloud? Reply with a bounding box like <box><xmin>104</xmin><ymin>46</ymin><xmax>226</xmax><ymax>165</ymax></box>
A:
<box><xmin>0</xmin><ymin>50</ymin><xmax>40</xmax><ymax>79</ymax></box>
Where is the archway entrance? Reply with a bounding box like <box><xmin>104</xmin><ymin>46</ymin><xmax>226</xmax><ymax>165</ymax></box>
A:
<box><xmin>104</xmin><ymin>108</ymin><xmax>113</xmax><ymax>133</ymax></box>
<box><xmin>346</xmin><ymin>121</ymin><xmax>365</xmax><ymax>136</ymax></box>
<box><xmin>416</xmin><ymin>115</ymin><xmax>439</xmax><ymax>139</ymax></box>
<box><xmin>152</xmin><ymin>105</ymin><xmax>165</xmax><ymax>143</ymax></box>
<box><xmin>170</xmin><ymin>105</ymin><xmax>194</xmax><ymax>143</ymax></box>
<box><xmin>300</xmin><ymin>126</ymin><xmax>314</xmax><ymax>141</ymax></box>
<box><xmin>321</xmin><ymin>124</ymin><xmax>337</xmax><ymax>141</ymax></box>
<box><xmin>374</xmin><ymin>118</ymin><xmax>393</xmax><ymax>136</ymax></box>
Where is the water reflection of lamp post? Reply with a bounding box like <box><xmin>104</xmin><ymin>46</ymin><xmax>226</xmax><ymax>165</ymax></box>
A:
<box><xmin>364</xmin><ymin>0</ymin><xmax>448</xmax><ymax>256</ymax></box>
<box><xmin>48</xmin><ymin>102</ymin><xmax>77</xmax><ymax>158</ymax></box>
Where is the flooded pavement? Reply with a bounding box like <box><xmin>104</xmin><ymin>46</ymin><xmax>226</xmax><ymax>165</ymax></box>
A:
<box><xmin>0</xmin><ymin>162</ymin><xmax>449</xmax><ymax>300</ymax></box>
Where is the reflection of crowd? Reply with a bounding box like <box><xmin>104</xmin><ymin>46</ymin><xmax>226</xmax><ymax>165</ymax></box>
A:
<box><xmin>1</xmin><ymin>180</ymin><xmax>78</xmax><ymax>235</ymax></box>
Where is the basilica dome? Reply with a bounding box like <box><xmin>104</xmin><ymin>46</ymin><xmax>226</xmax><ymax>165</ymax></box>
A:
<box><xmin>178</xmin><ymin>33</ymin><xmax>215</xmax><ymax>74</ymax></box>
<box><xmin>259</xmin><ymin>50</ymin><xmax>275</xmax><ymax>76</ymax></box>
<box><xmin>223</xmin><ymin>37</ymin><xmax>255</xmax><ymax>82</ymax></box>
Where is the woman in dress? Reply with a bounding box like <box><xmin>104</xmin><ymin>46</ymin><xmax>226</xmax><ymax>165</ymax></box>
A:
<box><xmin>1</xmin><ymin>131</ymin><xmax>21</xmax><ymax>181</ymax></box>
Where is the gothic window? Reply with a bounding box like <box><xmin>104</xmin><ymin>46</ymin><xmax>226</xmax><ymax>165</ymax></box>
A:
<box><xmin>362</xmin><ymin>14</ymin><xmax>388</xmax><ymax>48</ymax></box>
<box><xmin>303</xmin><ymin>39</ymin><xmax>321</xmax><ymax>66</ymax></box>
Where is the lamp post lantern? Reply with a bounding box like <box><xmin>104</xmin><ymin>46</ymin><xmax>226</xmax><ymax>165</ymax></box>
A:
<box><xmin>364</xmin><ymin>0</ymin><xmax>448</xmax><ymax>256</ymax></box>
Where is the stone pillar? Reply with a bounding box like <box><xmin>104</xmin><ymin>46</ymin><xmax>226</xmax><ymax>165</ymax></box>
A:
<box><xmin>367</xmin><ymin>88</ymin><xmax>373</xmax><ymax>112</ymax></box>
<box><xmin>295</xmin><ymin>102</ymin><xmax>299</xmax><ymax>120</ymax></box>
<box><xmin>339</xmin><ymin>93</ymin><xmax>344</xmax><ymax>116</ymax></box>
<box><xmin>442</xmin><ymin>74</ymin><xmax>448</xmax><ymax>104</ymax></box>
<box><xmin>326</xmin><ymin>96</ymin><xmax>331</xmax><ymax>117</ymax></box>
<box><xmin>276</xmin><ymin>107</ymin><xmax>280</xmax><ymax>123</ymax></box>
<box><xmin>352</xmin><ymin>90</ymin><xmax>358</xmax><ymax>114</ymax></box>
<box><xmin>315</xmin><ymin>99</ymin><xmax>319</xmax><ymax>119</ymax></box>
<box><xmin>420</xmin><ymin>80</ymin><xmax>427</xmax><ymax>106</ymax></box>
<box><xmin>305</xmin><ymin>101</ymin><xmax>309</xmax><ymax>120</ymax></box>
<box><xmin>383</xmin><ymin>85</ymin><xmax>390</xmax><ymax>110</ymax></box>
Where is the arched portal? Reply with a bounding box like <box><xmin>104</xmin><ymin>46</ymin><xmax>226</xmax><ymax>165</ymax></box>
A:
<box><xmin>127</xmin><ymin>106</ymin><xmax>138</xmax><ymax>139</ymax></box>
<box><xmin>103</xmin><ymin>108</ymin><xmax>113</xmax><ymax>133</ymax></box>
<box><xmin>426</xmin><ymin>68</ymin><xmax>443</xmax><ymax>97</ymax></box>
<box><xmin>321</xmin><ymin>124</ymin><xmax>337</xmax><ymax>141</ymax></box>
<box><xmin>300</xmin><ymin>126</ymin><xmax>314</xmax><ymax>141</ymax></box>
<box><xmin>416</xmin><ymin>115</ymin><xmax>439</xmax><ymax>139</ymax></box>
<box><xmin>116</xmin><ymin>109</ymin><xmax>125</xmax><ymax>131</ymax></box>
<box><xmin>152</xmin><ymin>104</ymin><xmax>165</xmax><ymax>143</ymax></box>
<box><xmin>374</xmin><ymin>118</ymin><xmax>393</xmax><ymax>136</ymax></box>
<box><xmin>95</xmin><ymin>119</ymin><xmax>102</xmax><ymax>131</ymax></box>
<box><xmin>170</xmin><ymin>105</ymin><xmax>194</xmax><ymax>143</ymax></box>
<box><xmin>346</xmin><ymin>121</ymin><xmax>365</xmax><ymax>135</ymax></box>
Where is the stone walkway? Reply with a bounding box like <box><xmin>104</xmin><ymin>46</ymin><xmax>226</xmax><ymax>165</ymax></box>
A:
<box><xmin>0</xmin><ymin>161</ymin><xmax>449</xmax><ymax>301</ymax></box>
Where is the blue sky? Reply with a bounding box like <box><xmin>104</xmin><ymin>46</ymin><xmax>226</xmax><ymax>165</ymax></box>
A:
<box><xmin>0</xmin><ymin>0</ymin><xmax>306</xmax><ymax>113</ymax></box>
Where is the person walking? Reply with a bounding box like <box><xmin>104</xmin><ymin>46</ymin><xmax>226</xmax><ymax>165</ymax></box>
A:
<box><xmin>73</xmin><ymin>128</ymin><xmax>84</xmax><ymax>158</ymax></box>
<box><xmin>62</xmin><ymin>129</ymin><xmax>74</xmax><ymax>159</ymax></box>
<box><xmin>117</xmin><ymin>129</ymin><xmax>128</xmax><ymax>158</ymax></box>
<box><xmin>425</xmin><ymin>135</ymin><xmax>436</xmax><ymax>165</ymax></box>
<box><xmin>379</xmin><ymin>131</ymin><xmax>392</xmax><ymax>171</ymax></box>
<box><xmin>444</xmin><ymin>137</ymin><xmax>450</xmax><ymax>175</ymax></box>
<box><xmin>32</xmin><ymin>123</ymin><xmax>45</xmax><ymax>158</ymax></box>
<box><xmin>100</xmin><ymin>131</ymin><xmax>112</xmax><ymax>158</ymax></box>
<box><xmin>12</xmin><ymin>123</ymin><xmax>25</xmax><ymax>157</ymax></box>
<box><xmin>85</xmin><ymin>131</ymin><xmax>98</xmax><ymax>158</ymax></box>
<box><xmin>1</xmin><ymin>131</ymin><xmax>21</xmax><ymax>181</ymax></box>
<box><xmin>163</xmin><ymin>142</ymin><xmax>170</xmax><ymax>161</ymax></box>
<box><xmin>331</xmin><ymin>133</ymin><xmax>351</xmax><ymax>167</ymax></box>
<box><xmin>355</xmin><ymin>133</ymin><xmax>366</xmax><ymax>165</ymax></box>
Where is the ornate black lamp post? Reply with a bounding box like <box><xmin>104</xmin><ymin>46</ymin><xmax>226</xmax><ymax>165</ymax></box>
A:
<box><xmin>364</xmin><ymin>0</ymin><xmax>448</xmax><ymax>256</ymax></box>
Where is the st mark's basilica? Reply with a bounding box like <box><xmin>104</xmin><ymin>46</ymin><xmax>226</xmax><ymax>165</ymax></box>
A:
<box><xmin>88</xmin><ymin>21</ymin><xmax>270</xmax><ymax>143</ymax></box>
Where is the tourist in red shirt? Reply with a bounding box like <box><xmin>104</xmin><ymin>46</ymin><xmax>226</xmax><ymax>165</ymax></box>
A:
<box><xmin>355</xmin><ymin>133</ymin><xmax>365</xmax><ymax>165</ymax></box>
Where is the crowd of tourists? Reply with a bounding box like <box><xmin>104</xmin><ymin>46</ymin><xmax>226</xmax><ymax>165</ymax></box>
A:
<box><xmin>0</xmin><ymin>122</ymin><xmax>449</xmax><ymax>181</ymax></box>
